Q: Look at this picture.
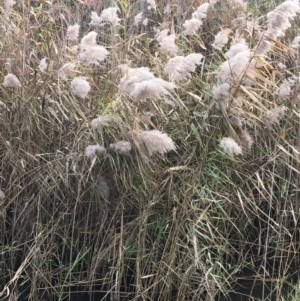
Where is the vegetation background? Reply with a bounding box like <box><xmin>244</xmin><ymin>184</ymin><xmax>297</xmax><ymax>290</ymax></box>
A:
<box><xmin>1</xmin><ymin>0</ymin><xmax>300</xmax><ymax>300</ymax></box>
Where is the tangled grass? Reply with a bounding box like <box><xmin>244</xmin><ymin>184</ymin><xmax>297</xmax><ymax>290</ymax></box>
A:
<box><xmin>1</xmin><ymin>0</ymin><xmax>300</xmax><ymax>300</ymax></box>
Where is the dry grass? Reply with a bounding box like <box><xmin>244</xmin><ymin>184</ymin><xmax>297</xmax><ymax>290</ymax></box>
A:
<box><xmin>1</xmin><ymin>0</ymin><xmax>300</xmax><ymax>300</ymax></box>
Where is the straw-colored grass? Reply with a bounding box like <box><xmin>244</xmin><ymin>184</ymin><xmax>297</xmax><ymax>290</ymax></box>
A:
<box><xmin>1</xmin><ymin>0</ymin><xmax>300</xmax><ymax>300</ymax></box>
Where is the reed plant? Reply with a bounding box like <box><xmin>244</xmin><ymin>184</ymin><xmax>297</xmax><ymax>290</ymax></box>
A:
<box><xmin>1</xmin><ymin>0</ymin><xmax>300</xmax><ymax>300</ymax></box>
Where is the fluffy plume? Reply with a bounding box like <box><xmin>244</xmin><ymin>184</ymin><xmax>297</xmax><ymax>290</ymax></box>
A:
<box><xmin>58</xmin><ymin>62</ymin><xmax>76</xmax><ymax>80</ymax></box>
<box><xmin>134</xmin><ymin>12</ymin><xmax>143</xmax><ymax>26</ymax></box>
<box><xmin>130</xmin><ymin>78</ymin><xmax>176</xmax><ymax>101</ymax></box>
<box><xmin>182</xmin><ymin>3</ymin><xmax>210</xmax><ymax>35</ymax></box>
<box><xmin>147</xmin><ymin>0</ymin><xmax>157</xmax><ymax>10</ymax></box>
<box><xmin>267</xmin><ymin>1</ymin><xmax>300</xmax><ymax>38</ymax></box>
<box><xmin>140</xmin><ymin>130</ymin><xmax>176</xmax><ymax>156</ymax></box>
<box><xmin>276</xmin><ymin>78</ymin><xmax>294</xmax><ymax>99</ymax></box>
<box><xmin>71</xmin><ymin>76</ymin><xmax>91</xmax><ymax>99</ymax></box>
<box><xmin>255</xmin><ymin>1</ymin><xmax>300</xmax><ymax>56</ymax></box>
<box><xmin>80</xmin><ymin>31</ymin><xmax>98</xmax><ymax>48</ymax></box>
<box><xmin>212</xmin><ymin>83</ymin><xmax>231</xmax><ymax>103</ymax></box>
<box><xmin>183</xmin><ymin>19</ymin><xmax>203</xmax><ymax>36</ymax></box>
<box><xmin>90</xmin><ymin>7</ymin><xmax>120</xmax><ymax>27</ymax></box>
<box><xmin>225</xmin><ymin>43</ymin><xmax>249</xmax><ymax>60</ymax></box>
<box><xmin>291</xmin><ymin>35</ymin><xmax>300</xmax><ymax>49</ymax></box>
<box><xmin>263</xmin><ymin>106</ymin><xmax>288</xmax><ymax>126</ymax></box>
<box><xmin>217</xmin><ymin>50</ymin><xmax>252</xmax><ymax>85</ymax></box>
<box><xmin>67</xmin><ymin>24</ymin><xmax>80</xmax><ymax>41</ymax></box>
<box><xmin>119</xmin><ymin>67</ymin><xmax>176</xmax><ymax>101</ymax></box>
<box><xmin>159</xmin><ymin>35</ymin><xmax>178</xmax><ymax>56</ymax></box>
<box><xmin>219</xmin><ymin>137</ymin><xmax>243</xmax><ymax>156</ymax></box>
<box><xmin>79</xmin><ymin>45</ymin><xmax>109</xmax><ymax>66</ymax></box>
<box><xmin>4</xmin><ymin>0</ymin><xmax>16</xmax><ymax>9</ymax></box>
<box><xmin>238</xmin><ymin>130</ymin><xmax>253</xmax><ymax>150</ymax></box>
<box><xmin>212</xmin><ymin>29</ymin><xmax>232</xmax><ymax>50</ymax></box>
<box><xmin>85</xmin><ymin>144</ymin><xmax>106</xmax><ymax>159</ymax></box>
<box><xmin>155</xmin><ymin>30</ymin><xmax>178</xmax><ymax>56</ymax></box>
<box><xmin>163</xmin><ymin>53</ymin><xmax>204</xmax><ymax>82</ymax></box>
<box><xmin>38</xmin><ymin>58</ymin><xmax>48</xmax><ymax>72</ymax></box>
<box><xmin>91</xmin><ymin>115</ymin><xmax>112</xmax><ymax>131</ymax></box>
<box><xmin>119</xmin><ymin>66</ymin><xmax>155</xmax><ymax>95</ymax></box>
<box><xmin>142</xmin><ymin>18</ymin><xmax>148</xmax><ymax>26</ymax></box>
<box><xmin>0</xmin><ymin>189</ymin><xmax>4</xmax><ymax>200</ymax></box>
<box><xmin>3</xmin><ymin>73</ymin><xmax>21</xmax><ymax>88</ymax></box>
<box><xmin>90</xmin><ymin>11</ymin><xmax>102</xmax><ymax>27</ymax></box>
<box><xmin>192</xmin><ymin>3</ymin><xmax>210</xmax><ymax>20</ymax></box>
<box><xmin>110</xmin><ymin>141</ymin><xmax>132</xmax><ymax>155</ymax></box>
<box><xmin>126</xmin><ymin>130</ymin><xmax>175</xmax><ymax>162</ymax></box>
<box><xmin>96</xmin><ymin>176</ymin><xmax>110</xmax><ymax>199</ymax></box>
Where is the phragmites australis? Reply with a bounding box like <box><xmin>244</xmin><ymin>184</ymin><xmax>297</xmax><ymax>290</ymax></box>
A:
<box><xmin>255</xmin><ymin>1</ymin><xmax>300</xmax><ymax>56</ymax></box>
<box><xmin>4</xmin><ymin>0</ymin><xmax>16</xmax><ymax>9</ymax></box>
<box><xmin>110</xmin><ymin>141</ymin><xmax>132</xmax><ymax>156</ymax></box>
<box><xmin>140</xmin><ymin>130</ymin><xmax>176</xmax><ymax>156</ymax></box>
<box><xmin>224</xmin><ymin>42</ymin><xmax>249</xmax><ymax>60</ymax></box>
<box><xmin>38</xmin><ymin>58</ymin><xmax>48</xmax><ymax>72</ymax></box>
<box><xmin>134</xmin><ymin>12</ymin><xmax>143</xmax><ymax>26</ymax></box>
<box><xmin>67</xmin><ymin>24</ymin><xmax>80</xmax><ymax>41</ymax></box>
<box><xmin>155</xmin><ymin>30</ymin><xmax>178</xmax><ymax>56</ymax></box>
<box><xmin>263</xmin><ymin>106</ymin><xmax>288</xmax><ymax>126</ymax></box>
<box><xmin>212</xmin><ymin>29</ymin><xmax>233</xmax><ymax>51</ymax></box>
<box><xmin>192</xmin><ymin>3</ymin><xmax>210</xmax><ymax>20</ymax></box>
<box><xmin>85</xmin><ymin>144</ymin><xmax>106</xmax><ymax>159</ymax></box>
<box><xmin>182</xmin><ymin>3</ymin><xmax>211</xmax><ymax>35</ymax></box>
<box><xmin>91</xmin><ymin>115</ymin><xmax>112</xmax><ymax>131</ymax></box>
<box><xmin>212</xmin><ymin>83</ymin><xmax>231</xmax><ymax>104</ymax></box>
<box><xmin>126</xmin><ymin>129</ymin><xmax>176</xmax><ymax>163</ymax></box>
<box><xmin>119</xmin><ymin>66</ymin><xmax>176</xmax><ymax>101</ymax></box>
<box><xmin>276</xmin><ymin>78</ymin><xmax>295</xmax><ymax>99</ymax></box>
<box><xmin>71</xmin><ymin>76</ymin><xmax>91</xmax><ymax>99</ymax></box>
<box><xmin>183</xmin><ymin>19</ymin><xmax>203</xmax><ymax>36</ymax></box>
<box><xmin>163</xmin><ymin>53</ymin><xmax>204</xmax><ymax>82</ymax></box>
<box><xmin>217</xmin><ymin>49</ymin><xmax>252</xmax><ymax>85</ymax></box>
<box><xmin>90</xmin><ymin>7</ymin><xmax>120</xmax><ymax>27</ymax></box>
<box><xmin>291</xmin><ymin>35</ymin><xmax>300</xmax><ymax>49</ymax></box>
<box><xmin>79</xmin><ymin>45</ymin><xmax>109</xmax><ymax>66</ymax></box>
<box><xmin>3</xmin><ymin>73</ymin><xmax>21</xmax><ymax>88</ymax></box>
<box><xmin>238</xmin><ymin>130</ymin><xmax>253</xmax><ymax>150</ymax></box>
<box><xmin>219</xmin><ymin>137</ymin><xmax>243</xmax><ymax>157</ymax></box>
<box><xmin>80</xmin><ymin>31</ymin><xmax>98</xmax><ymax>48</ymax></box>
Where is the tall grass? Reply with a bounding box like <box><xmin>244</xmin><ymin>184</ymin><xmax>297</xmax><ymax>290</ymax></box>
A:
<box><xmin>1</xmin><ymin>0</ymin><xmax>300</xmax><ymax>300</ymax></box>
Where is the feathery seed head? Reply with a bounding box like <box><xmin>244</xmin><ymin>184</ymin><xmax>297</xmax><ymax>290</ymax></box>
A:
<box><xmin>80</xmin><ymin>31</ymin><xmax>98</xmax><ymax>49</ymax></box>
<box><xmin>79</xmin><ymin>45</ymin><xmax>109</xmax><ymax>66</ymax></box>
<box><xmin>71</xmin><ymin>76</ymin><xmax>91</xmax><ymax>99</ymax></box>
<box><xmin>263</xmin><ymin>106</ymin><xmax>289</xmax><ymax>126</ymax></box>
<box><xmin>110</xmin><ymin>141</ymin><xmax>132</xmax><ymax>155</ymax></box>
<box><xmin>38</xmin><ymin>58</ymin><xmax>48</xmax><ymax>72</ymax></box>
<box><xmin>91</xmin><ymin>116</ymin><xmax>113</xmax><ymax>131</ymax></box>
<box><xmin>85</xmin><ymin>144</ymin><xmax>106</xmax><ymax>159</ymax></box>
<box><xmin>67</xmin><ymin>24</ymin><xmax>80</xmax><ymax>41</ymax></box>
<box><xmin>219</xmin><ymin>137</ymin><xmax>243</xmax><ymax>157</ymax></box>
<box><xmin>3</xmin><ymin>73</ymin><xmax>21</xmax><ymax>88</ymax></box>
<box><xmin>183</xmin><ymin>19</ymin><xmax>203</xmax><ymax>36</ymax></box>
